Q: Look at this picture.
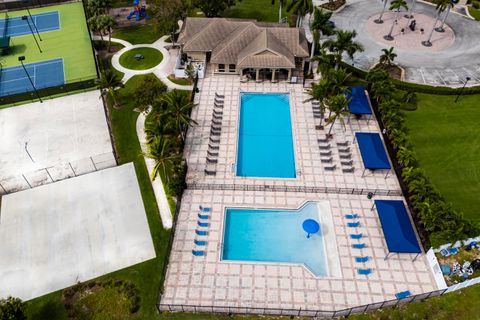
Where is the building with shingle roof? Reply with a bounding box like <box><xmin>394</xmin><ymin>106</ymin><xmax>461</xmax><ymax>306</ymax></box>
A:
<box><xmin>177</xmin><ymin>17</ymin><xmax>310</xmax><ymax>82</ymax></box>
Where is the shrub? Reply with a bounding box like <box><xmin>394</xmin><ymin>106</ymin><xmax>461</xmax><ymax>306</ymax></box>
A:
<box><xmin>473</xmin><ymin>1</ymin><xmax>480</xmax><ymax>9</ymax></box>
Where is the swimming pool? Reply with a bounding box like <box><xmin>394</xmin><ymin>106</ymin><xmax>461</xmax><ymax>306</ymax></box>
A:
<box><xmin>236</xmin><ymin>93</ymin><xmax>296</xmax><ymax>178</ymax></box>
<box><xmin>222</xmin><ymin>202</ymin><xmax>329</xmax><ymax>276</ymax></box>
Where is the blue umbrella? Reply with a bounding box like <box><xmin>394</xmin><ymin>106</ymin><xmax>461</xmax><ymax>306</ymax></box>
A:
<box><xmin>303</xmin><ymin>219</ymin><xmax>320</xmax><ymax>238</ymax></box>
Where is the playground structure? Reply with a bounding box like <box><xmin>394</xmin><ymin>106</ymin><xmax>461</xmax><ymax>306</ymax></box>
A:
<box><xmin>127</xmin><ymin>0</ymin><xmax>149</xmax><ymax>21</ymax></box>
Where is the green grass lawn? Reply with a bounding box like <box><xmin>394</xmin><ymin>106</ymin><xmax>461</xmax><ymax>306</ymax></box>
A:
<box><xmin>113</xmin><ymin>22</ymin><xmax>164</xmax><ymax>44</ymax></box>
<box><xmin>119</xmin><ymin>47</ymin><xmax>163</xmax><ymax>70</ymax></box>
<box><xmin>25</xmin><ymin>75</ymin><xmax>171</xmax><ymax>319</ymax></box>
<box><xmin>468</xmin><ymin>7</ymin><xmax>480</xmax><ymax>21</ymax></box>
<box><xmin>222</xmin><ymin>0</ymin><xmax>290</xmax><ymax>23</ymax></box>
<box><xmin>3</xmin><ymin>1</ymin><xmax>97</xmax><ymax>82</ymax></box>
<box><xmin>404</xmin><ymin>93</ymin><xmax>480</xmax><ymax>221</ymax></box>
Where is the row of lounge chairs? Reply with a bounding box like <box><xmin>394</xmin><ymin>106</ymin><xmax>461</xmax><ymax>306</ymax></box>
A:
<box><xmin>192</xmin><ymin>205</ymin><xmax>211</xmax><ymax>256</ymax></box>
<box><xmin>346</xmin><ymin>213</ymin><xmax>372</xmax><ymax>276</ymax></box>
<box><xmin>204</xmin><ymin>93</ymin><xmax>225</xmax><ymax>176</ymax></box>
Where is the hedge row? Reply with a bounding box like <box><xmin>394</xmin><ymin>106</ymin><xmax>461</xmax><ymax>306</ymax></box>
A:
<box><xmin>340</xmin><ymin>62</ymin><xmax>480</xmax><ymax>95</ymax></box>
<box><xmin>366</xmin><ymin>69</ymin><xmax>480</xmax><ymax>248</ymax></box>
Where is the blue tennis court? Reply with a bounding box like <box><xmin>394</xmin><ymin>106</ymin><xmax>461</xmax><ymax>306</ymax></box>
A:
<box><xmin>0</xmin><ymin>11</ymin><xmax>60</xmax><ymax>37</ymax></box>
<box><xmin>0</xmin><ymin>58</ymin><xmax>64</xmax><ymax>96</ymax></box>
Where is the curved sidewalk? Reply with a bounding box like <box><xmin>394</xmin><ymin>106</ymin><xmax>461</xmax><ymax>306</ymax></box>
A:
<box><xmin>136</xmin><ymin>112</ymin><xmax>173</xmax><ymax>229</ymax></box>
<box><xmin>93</xmin><ymin>35</ymin><xmax>193</xmax><ymax>90</ymax></box>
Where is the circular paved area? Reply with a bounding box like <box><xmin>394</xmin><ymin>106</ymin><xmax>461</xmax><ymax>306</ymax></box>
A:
<box><xmin>365</xmin><ymin>12</ymin><xmax>455</xmax><ymax>52</ymax></box>
<box><xmin>332</xmin><ymin>0</ymin><xmax>480</xmax><ymax>86</ymax></box>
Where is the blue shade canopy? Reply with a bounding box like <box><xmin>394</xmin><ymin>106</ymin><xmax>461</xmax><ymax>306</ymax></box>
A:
<box><xmin>302</xmin><ymin>219</ymin><xmax>320</xmax><ymax>234</ymax></box>
<box><xmin>355</xmin><ymin>132</ymin><xmax>391</xmax><ymax>170</ymax></box>
<box><xmin>347</xmin><ymin>86</ymin><xmax>372</xmax><ymax>115</ymax></box>
<box><xmin>375</xmin><ymin>200</ymin><xmax>421</xmax><ymax>253</ymax></box>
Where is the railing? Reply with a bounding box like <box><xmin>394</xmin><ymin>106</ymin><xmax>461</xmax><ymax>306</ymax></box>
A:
<box><xmin>0</xmin><ymin>152</ymin><xmax>116</xmax><ymax>195</ymax></box>
<box><xmin>0</xmin><ymin>76</ymin><xmax>98</xmax><ymax>106</ymax></box>
<box><xmin>187</xmin><ymin>182</ymin><xmax>402</xmax><ymax>197</ymax></box>
<box><xmin>158</xmin><ymin>288</ymin><xmax>447</xmax><ymax>318</ymax></box>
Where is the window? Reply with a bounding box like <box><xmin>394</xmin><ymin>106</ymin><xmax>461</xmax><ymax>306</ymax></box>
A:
<box><xmin>229</xmin><ymin>64</ymin><xmax>236</xmax><ymax>72</ymax></box>
<box><xmin>218</xmin><ymin>64</ymin><xmax>225</xmax><ymax>72</ymax></box>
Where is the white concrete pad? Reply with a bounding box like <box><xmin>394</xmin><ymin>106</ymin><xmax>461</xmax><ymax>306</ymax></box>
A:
<box><xmin>0</xmin><ymin>90</ymin><xmax>115</xmax><ymax>193</ymax></box>
<box><xmin>0</xmin><ymin>163</ymin><xmax>156</xmax><ymax>301</ymax></box>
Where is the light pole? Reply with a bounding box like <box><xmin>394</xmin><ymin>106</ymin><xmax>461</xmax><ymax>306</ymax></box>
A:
<box><xmin>455</xmin><ymin>77</ymin><xmax>471</xmax><ymax>103</ymax></box>
<box><xmin>25</xmin><ymin>142</ymin><xmax>35</xmax><ymax>162</ymax></box>
<box><xmin>18</xmin><ymin>56</ymin><xmax>42</xmax><ymax>103</ymax></box>
<box><xmin>25</xmin><ymin>8</ymin><xmax>42</xmax><ymax>41</ymax></box>
<box><xmin>22</xmin><ymin>16</ymin><xmax>42</xmax><ymax>53</ymax></box>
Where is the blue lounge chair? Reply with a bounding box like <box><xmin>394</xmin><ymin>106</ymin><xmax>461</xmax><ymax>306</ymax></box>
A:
<box><xmin>198</xmin><ymin>213</ymin><xmax>210</xmax><ymax>220</ymax></box>
<box><xmin>192</xmin><ymin>250</ymin><xmax>205</xmax><ymax>256</ymax></box>
<box><xmin>347</xmin><ymin>222</ymin><xmax>360</xmax><ymax>228</ymax></box>
<box><xmin>440</xmin><ymin>247</ymin><xmax>459</xmax><ymax>257</ymax></box>
<box><xmin>195</xmin><ymin>229</ymin><xmax>208</xmax><ymax>236</ymax></box>
<box><xmin>350</xmin><ymin>233</ymin><xmax>363</xmax><ymax>240</ymax></box>
<box><xmin>355</xmin><ymin>256</ymin><xmax>369</xmax><ymax>263</ymax></box>
<box><xmin>352</xmin><ymin>243</ymin><xmax>366</xmax><ymax>249</ymax></box>
<box><xmin>345</xmin><ymin>214</ymin><xmax>358</xmax><ymax>219</ymax></box>
<box><xmin>194</xmin><ymin>239</ymin><xmax>207</xmax><ymax>246</ymax></box>
<box><xmin>357</xmin><ymin>268</ymin><xmax>373</xmax><ymax>275</ymax></box>
<box><xmin>197</xmin><ymin>221</ymin><xmax>210</xmax><ymax>227</ymax></box>
<box><xmin>395</xmin><ymin>290</ymin><xmax>412</xmax><ymax>299</ymax></box>
<box><xmin>199</xmin><ymin>205</ymin><xmax>211</xmax><ymax>212</ymax></box>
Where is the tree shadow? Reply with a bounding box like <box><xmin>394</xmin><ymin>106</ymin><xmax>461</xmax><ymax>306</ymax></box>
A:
<box><xmin>28</xmin><ymin>300</ymin><xmax>68</xmax><ymax>320</ymax></box>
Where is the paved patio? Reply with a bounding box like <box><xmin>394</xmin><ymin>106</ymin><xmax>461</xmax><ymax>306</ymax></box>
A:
<box><xmin>160</xmin><ymin>74</ymin><xmax>438</xmax><ymax>312</ymax></box>
<box><xmin>331</xmin><ymin>0</ymin><xmax>480</xmax><ymax>86</ymax></box>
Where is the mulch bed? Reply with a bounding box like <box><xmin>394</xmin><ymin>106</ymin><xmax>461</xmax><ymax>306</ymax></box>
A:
<box><xmin>320</xmin><ymin>0</ymin><xmax>346</xmax><ymax>11</ymax></box>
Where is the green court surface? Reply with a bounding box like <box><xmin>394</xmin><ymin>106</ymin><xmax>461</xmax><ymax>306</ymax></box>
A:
<box><xmin>1</xmin><ymin>1</ymin><xmax>97</xmax><ymax>83</ymax></box>
<box><xmin>405</xmin><ymin>93</ymin><xmax>480</xmax><ymax>221</ymax></box>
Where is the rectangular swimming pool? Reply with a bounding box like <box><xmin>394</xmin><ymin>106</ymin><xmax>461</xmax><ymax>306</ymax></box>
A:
<box><xmin>236</xmin><ymin>92</ymin><xmax>296</xmax><ymax>178</ymax></box>
<box><xmin>222</xmin><ymin>202</ymin><xmax>328</xmax><ymax>277</ymax></box>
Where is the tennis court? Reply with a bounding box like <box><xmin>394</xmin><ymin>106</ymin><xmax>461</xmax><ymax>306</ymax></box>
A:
<box><xmin>0</xmin><ymin>58</ymin><xmax>64</xmax><ymax>96</ymax></box>
<box><xmin>0</xmin><ymin>11</ymin><xmax>60</xmax><ymax>37</ymax></box>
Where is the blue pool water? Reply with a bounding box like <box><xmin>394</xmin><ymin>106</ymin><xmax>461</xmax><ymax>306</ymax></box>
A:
<box><xmin>236</xmin><ymin>93</ymin><xmax>296</xmax><ymax>178</ymax></box>
<box><xmin>222</xmin><ymin>202</ymin><xmax>328</xmax><ymax>276</ymax></box>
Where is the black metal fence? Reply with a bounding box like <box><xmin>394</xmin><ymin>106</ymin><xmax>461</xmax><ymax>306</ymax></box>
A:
<box><xmin>158</xmin><ymin>288</ymin><xmax>447</xmax><ymax>318</ymax></box>
<box><xmin>0</xmin><ymin>77</ymin><xmax>97</xmax><ymax>106</ymax></box>
<box><xmin>0</xmin><ymin>0</ymin><xmax>73</xmax><ymax>11</ymax></box>
<box><xmin>187</xmin><ymin>182</ymin><xmax>402</xmax><ymax>197</ymax></box>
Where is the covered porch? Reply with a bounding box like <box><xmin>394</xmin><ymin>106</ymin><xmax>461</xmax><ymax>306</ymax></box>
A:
<box><xmin>241</xmin><ymin>68</ymin><xmax>293</xmax><ymax>82</ymax></box>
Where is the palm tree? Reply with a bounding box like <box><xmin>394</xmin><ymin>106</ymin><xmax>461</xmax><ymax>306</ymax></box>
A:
<box><xmin>323</xmin><ymin>30</ymin><xmax>364</xmax><ymax>67</ymax></box>
<box><xmin>102</xmin><ymin>15</ymin><xmax>117</xmax><ymax>52</ymax></box>
<box><xmin>311</xmin><ymin>48</ymin><xmax>335</xmax><ymax>76</ymax></box>
<box><xmin>384</xmin><ymin>0</ymin><xmax>408</xmax><ymax>41</ymax></box>
<box><xmin>97</xmin><ymin>69</ymin><xmax>123</xmax><ymax>108</ymax></box>
<box><xmin>286</xmin><ymin>0</ymin><xmax>314</xmax><ymax>28</ymax></box>
<box><xmin>325</xmin><ymin>94</ymin><xmax>350</xmax><ymax>136</ymax></box>
<box><xmin>379</xmin><ymin>47</ymin><xmax>397</xmax><ymax>66</ymax></box>
<box><xmin>144</xmin><ymin>135</ymin><xmax>181</xmax><ymax>182</ymax></box>
<box><xmin>156</xmin><ymin>90</ymin><xmax>197</xmax><ymax>142</ymax></box>
<box><xmin>435</xmin><ymin>0</ymin><xmax>454</xmax><ymax>32</ymax></box>
<box><xmin>309</xmin><ymin>8</ymin><xmax>335</xmax><ymax>73</ymax></box>
<box><xmin>305</xmin><ymin>77</ymin><xmax>331</xmax><ymax>129</ymax></box>
<box><xmin>271</xmin><ymin>0</ymin><xmax>287</xmax><ymax>23</ymax></box>
<box><xmin>422</xmin><ymin>0</ymin><xmax>451</xmax><ymax>46</ymax></box>
<box><xmin>375</xmin><ymin>0</ymin><xmax>391</xmax><ymax>24</ymax></box>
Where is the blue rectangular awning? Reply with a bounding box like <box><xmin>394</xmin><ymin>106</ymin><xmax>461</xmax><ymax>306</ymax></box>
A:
<box><xmin>347</xmin><ymin>86</ymin><xmax>372</xmax><ymax>115</ymax></box>
<box><xmin>356</xmin><ymin>132</ymin><xmax>391</xmax><ymax>170</ymax></box>
<box><xmin>375</xmin><ymin>200</ymin><xmax>421</xmax><ymax>254</ymax></box>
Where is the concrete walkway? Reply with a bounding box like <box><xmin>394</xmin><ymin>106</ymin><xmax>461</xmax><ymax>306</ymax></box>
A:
<box><xmin>136</xmin><ymin>112</ymin><xmax>173</xmax><ymax>229</ymax></box>
<box><xmin>331</xmin><ymin>0</ymin><xmax>480</xmax><ymax>86</ymax></box>
<box><xmin>93</xmin><ymin>35</ymin><xmax>193</xmax><ymax>90</ymax></box>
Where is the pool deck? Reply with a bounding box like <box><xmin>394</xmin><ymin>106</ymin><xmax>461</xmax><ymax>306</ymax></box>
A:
<box><xmin>160</xmin><ymin>74</ymin><xmax>438</xmax><ymax>312</ymax></box>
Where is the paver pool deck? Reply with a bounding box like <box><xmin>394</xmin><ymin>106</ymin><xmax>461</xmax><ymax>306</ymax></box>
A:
<box><xmin>160</xmin><ymin>74</ymin><xmax>439</xmax><ymax>312</ymax></box>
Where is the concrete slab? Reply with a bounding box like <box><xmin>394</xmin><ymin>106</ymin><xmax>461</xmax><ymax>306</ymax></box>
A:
<box><xmin>0</xmin><ymin>163</ymin><xmax>156</xmax><ymax>300</ymax></box>
<box><xmin>0</xmin><ymin>90</ymin><xmax>115</xmax><ymax>193</ymax></box>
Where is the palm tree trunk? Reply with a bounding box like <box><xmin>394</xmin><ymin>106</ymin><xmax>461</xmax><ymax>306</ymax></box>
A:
<box><xmin>437</xmin><ymin>5</ymin><xmax>451</xmax><ymax>32</ymax></box>
<box><xmin>107</xmin><ymin>28</ymin><xmax>112</xmax><ymax>52</ymax></box>
<box><xmin>375</xmin><ymin>0</ymin><xmax>389</xmax><ymax>23</ymax></box>
<box><xmin>424</xmin><ymin>12</ymin><xmax>441</xmax><ymax>45</ymax></box>
<box><xmin>386</xmin><ymin>9</ymin><xmax>400</xmax><ymax>39</ymax></box>
<box><xmin>328</xmin><ymin>117</ymin><xmax>336</xmax><ymax>136</ymax></box>
<box><xmin>296</xmin><ymin>14</ymin><xmax>301</xmax><ymax>28</ymax></box>
<box><xmin>279</xmin><ymin>2</ymin><xmax>283</xmax><ymax>23</ymax></box>
<box><xmin>405</xmin><ymin>0</ymin><xmax>416</xmax><ymax>28</ymax></box>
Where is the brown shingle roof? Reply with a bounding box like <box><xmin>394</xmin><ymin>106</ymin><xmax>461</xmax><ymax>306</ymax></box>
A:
<box><xmin>178</xmin><ymin>17</ymin><xmax>309</xmax><ymax>68</ymax></box>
